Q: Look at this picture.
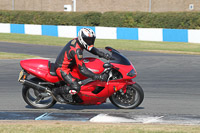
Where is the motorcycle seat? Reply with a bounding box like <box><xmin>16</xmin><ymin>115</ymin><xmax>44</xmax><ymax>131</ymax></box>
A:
<box><xmin>48</xmin><ymin>62</ymin><xmax>57</xmax><ymax>76</ymax></box>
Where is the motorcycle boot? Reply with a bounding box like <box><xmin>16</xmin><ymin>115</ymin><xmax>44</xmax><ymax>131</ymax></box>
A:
<box><xmin>53</xmin><ymin>85</ymin><xmax>75</xmax><ymax>103</ymax></box>
<box><xmin>52</xmin><ymin>87</ymin><xmax>66</xmax><ymax>103</ymax></box>
<box><xmin>60</xmin><ymin>70</ymin><xmax>80</xmax><ymax>95</ymax></box>
<box><xmin>60</xmin><ymin>86</ymin><xmax>74</xmax><ymax>103</ymax></box>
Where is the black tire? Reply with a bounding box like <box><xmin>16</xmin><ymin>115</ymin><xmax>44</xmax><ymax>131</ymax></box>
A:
<box><xmin>22</xmin><ymin>78</ymin><xmax>56</xmax><ymax>109</ymax></box>
<box><xmin>109</xmin><ymin>83</ymin><xmax>144</xmax><ymax>109</ymax></box>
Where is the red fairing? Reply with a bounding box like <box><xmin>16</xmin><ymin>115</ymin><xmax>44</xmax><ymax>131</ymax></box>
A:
<box><xmin>77</xmin><ymin>80</ymin><xmax>136</xmax><ymax>105</ymax></box>
<box><xmin>83</xmin><ymin>57</ymin><xmax>104</xmax><ymax>74</ymax></box>
<box><xmin>78</xmin><ymin>81</ymin><xmax>108</xmax><ymax>105</ymax></box>
<box><xmin>20</xmin><ymin>59</ymin><xmax>60</xmax><ymax>83</ymax></box>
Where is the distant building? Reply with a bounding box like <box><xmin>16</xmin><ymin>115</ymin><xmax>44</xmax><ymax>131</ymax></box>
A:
<box><xmin>0</xmin><ymin>0</ymin><xmax>199</xmax><ymax>12</ymax></box>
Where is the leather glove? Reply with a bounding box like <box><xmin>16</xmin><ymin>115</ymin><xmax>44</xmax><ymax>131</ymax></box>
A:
<box><xmin>103</xmin><ymin>53</ymin><xmax>112</xmax><ymax>60</ymax></box>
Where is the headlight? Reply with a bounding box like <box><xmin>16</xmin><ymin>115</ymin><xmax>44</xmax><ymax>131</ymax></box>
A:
<box><xmin>127</xmin><ymin>69</ymin><xmax>136</xmax><ymax>77</ymax></box>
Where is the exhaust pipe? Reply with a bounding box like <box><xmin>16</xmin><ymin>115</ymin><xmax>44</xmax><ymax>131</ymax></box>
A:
<box><xmin>19</xmin><ymin>79</ymin><xmax>61</xmax><ymax>102</ymax></box>
<box><xmin>19</xmin><ymin>79</ymin><xmax>48</xmax><ymax>92</ymax></box>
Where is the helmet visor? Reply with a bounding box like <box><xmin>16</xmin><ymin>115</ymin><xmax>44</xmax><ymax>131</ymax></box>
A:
<box><xmin>83</xmin><ymin>37</ymin><xmax>95</xmax><ymax>46</ymax></box>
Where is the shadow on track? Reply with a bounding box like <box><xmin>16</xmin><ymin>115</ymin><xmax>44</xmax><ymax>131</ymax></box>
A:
<box><xmin>25</xmin><ymin>103</ymin><xmax>145</xmax><ymax>111</ymax></box>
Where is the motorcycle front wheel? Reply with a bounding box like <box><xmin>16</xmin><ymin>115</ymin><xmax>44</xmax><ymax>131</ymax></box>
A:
<box><xmin>22</xmin><ymin>85</ymin><xmax>56</xmax><ymax>109</ymax></box>
<box><xmin>109</xmin><ymin>83</ymin><xmax>144</xmax><ymax>109</ymax></box>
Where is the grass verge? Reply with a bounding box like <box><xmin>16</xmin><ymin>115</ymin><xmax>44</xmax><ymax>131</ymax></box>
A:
<box><xmin>0</xmin><ymin>52</ymin><xmax>38</xmax><ymax>59</ymax></box>
<box><xmin>1</xmin><ymin>33</ymin><xmax>200</xmax><ymax>55</ymax></box>
<box><xmin>0</xmin><ymin>121</ymin><xmax>200</xmax><ymax>133</ymax></box>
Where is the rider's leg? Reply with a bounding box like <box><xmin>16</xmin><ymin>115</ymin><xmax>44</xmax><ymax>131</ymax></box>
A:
<box><xmin>52</xmin><ymin>67</ymin><xmax>71</xmax><ymax>103</ymax></box>
<box><xmin>60</xmin><ymin>70</ymin><xmax>81</xmax><ymax>95</ymax></box>
<box><xmin>54</xmin><ymin>67</ymin><xmax>81</xmax><ymax>102</ymax></box>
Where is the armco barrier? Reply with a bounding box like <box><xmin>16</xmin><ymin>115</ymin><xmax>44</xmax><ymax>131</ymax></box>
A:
<box><xmin>0</xmin><ymin>23</ymin><xmax>200</xmax><ymax>43</ymax></box>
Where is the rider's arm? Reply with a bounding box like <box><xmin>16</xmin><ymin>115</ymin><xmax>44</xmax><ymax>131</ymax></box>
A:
<box><xmin>74</xmin><ymin>48</ymin><xmax>98</xmax><ymax>79</ymax></box>
<box><xmin>90</xmin><ymin>47</ymin><xmax>111</xmax><ymax>60</ymax></box>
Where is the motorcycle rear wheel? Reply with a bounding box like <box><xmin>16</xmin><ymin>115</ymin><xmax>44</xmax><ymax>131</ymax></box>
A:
<box><xmin>109</xmin><ymin>83</ymin><xmax>144</xmax><ymax>109</ymax></box>
<box><xmin>22</xmin><ymin>78</ymin><xmax>57</xmax><ymax>109</ymax></box>
<box><xmin>22</xmin><ymin>86</ymin><xmax>57</xmax><ymax>109</ymax></box>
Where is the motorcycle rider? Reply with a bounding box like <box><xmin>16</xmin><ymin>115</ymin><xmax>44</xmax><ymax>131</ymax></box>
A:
<box><xmin>53</xmin><ymin>28</ymin><xmax>111</xmax><ymax>103</ymax></box>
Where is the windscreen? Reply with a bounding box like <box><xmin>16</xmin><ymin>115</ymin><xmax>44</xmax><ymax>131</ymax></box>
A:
<box><xmin>110</xmin><ymin>50</ymin><xmax>131</xmax><ymax>65</ymax></box>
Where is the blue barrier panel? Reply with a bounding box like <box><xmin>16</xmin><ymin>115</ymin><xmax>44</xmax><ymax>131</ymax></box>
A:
<box><xmin>117</xmin><ymin>28</ymin><xmax>138</xmax><ymax>40</ymax></box>
<box><xmin>163</xmin><ymin>29</ymin><xmax>188</xmax><ymax>42</ymax></box>
<box><xmin>76</xmin><ymin>26</ymin><xmax>95</xmax><ymax>36</ymax></box>
<box><xmin>42</xmin><ymin>25</ymin><xmax>58</xmax><ymax>37</ymax></box>
<box><xmin>10</xmin><ymin>24</ymin><xmax>25</xmax><ymax>34</ymax></box>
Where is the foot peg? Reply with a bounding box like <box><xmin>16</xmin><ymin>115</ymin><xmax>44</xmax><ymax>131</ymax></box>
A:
<box><xmin>51</xmin><ymin>88</ymin><xmax>65</xmax><ymax>103</ymax></box>
<box><xmin>62</xmin><ymin>94</ymin><xmax>73</xmax><ymax>103</ymax></box>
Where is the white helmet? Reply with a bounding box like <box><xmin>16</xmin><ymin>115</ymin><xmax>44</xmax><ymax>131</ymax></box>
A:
<box><xmin>78</xmin><ymin>28</ymin><xmax>96</xmax><ymax>51</ymax></box>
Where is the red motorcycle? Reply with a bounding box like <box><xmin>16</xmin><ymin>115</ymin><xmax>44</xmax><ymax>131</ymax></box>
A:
<box><xmin>18</xmin><ymin>47</ymin><xmax>144</xmax><ymax>109</ymax></box>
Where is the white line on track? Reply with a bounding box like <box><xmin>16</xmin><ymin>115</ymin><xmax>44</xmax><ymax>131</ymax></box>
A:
<box><xmin>90</xmin><ymin>114</ymin><xmax>136</xmax><ymax>123</ymax></box>
<box><xmin>35</xmin><ymin>112</ymin><xmax>52</xmax><ymax>120</ymax></box>
<box><xmin>89</xmin><ymin>114</ymin><xmax>200</xmax><ymax>125</ymax></box>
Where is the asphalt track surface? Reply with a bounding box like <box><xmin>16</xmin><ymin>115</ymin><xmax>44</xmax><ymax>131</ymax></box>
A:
<box><xmin>0</xmin><ymin>41</ymin><xmax>200</xmax><ymax>123</ymax></box>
